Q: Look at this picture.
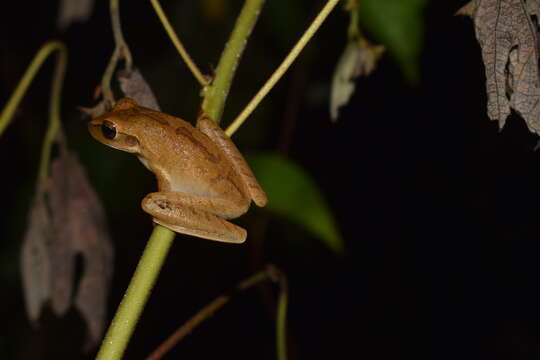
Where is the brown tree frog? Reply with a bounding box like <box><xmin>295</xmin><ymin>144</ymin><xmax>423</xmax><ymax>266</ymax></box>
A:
<box><xmin>88</xmin><ymin>98</ymin><xmax>267</xmax><ymax>243</ymax></box>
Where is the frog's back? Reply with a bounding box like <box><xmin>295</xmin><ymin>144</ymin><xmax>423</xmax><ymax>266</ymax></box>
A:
<box><xmin>132</xmin><ymin>105</ymin><xmax>249</xmax><ymax>203</ymax></box>
<box><xmin>136</xmin><ymin>106</ymin><xmax>219</xmax><ymax>161</ymax></box>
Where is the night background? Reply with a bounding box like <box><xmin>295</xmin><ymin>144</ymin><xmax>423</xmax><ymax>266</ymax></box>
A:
<box><xmin>2</xmin><ymin>0</ymin><xmax>540</xmax><ymax>359</ymax></box>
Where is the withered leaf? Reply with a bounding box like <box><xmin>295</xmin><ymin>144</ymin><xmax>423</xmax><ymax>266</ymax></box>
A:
<box><xmin>49</xmin><ymin>152</ymin><xmax>114</xmax><ymax>347</ymax></box>
<box><xmin>330</xmin><ymin>39</ymin><xmax>384</xmax><ymax>121</ymax></box>
<box><xmin>57</xmin><ymin>0</ymin><xmax>94</xmax><ymax>30</ymax></box>
<box><xmin>20</xmin><ymin>193</ymin><xmax>52</xmax><ymax>323</ymax></box>
<box><xmin>456</xmin><ymin>1</ymin><xmax>477</xmax><ymax>16</ymax></box>
<box><xmin>118</xmin><ymin>68</ymin><xmax>161</xmax><ymax>111</ymax></box>
<box><xmin>79</xmin><ymin>101</ymin><xmax>109</xmax><ymax>119</ymax></box>
<box><xmin>466</xmin><ymin>0</ymin><xmax>540</xmax><ymax>134</ymax></box>
<box><xmin>20</xmin><ymin>150</ymin><xmax>113</xmax><ymax>349</ymax></box>
<box><xmin>528</xmin><ymin>0</ymin><xmax>540</xmax><ymax>17</ymax></box>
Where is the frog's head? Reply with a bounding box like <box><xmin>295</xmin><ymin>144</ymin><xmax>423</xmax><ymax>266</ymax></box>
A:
<box><xmin>88</xmin><ymin>98</ymin><xmax>145</xmax><ymax>154</ymax></box>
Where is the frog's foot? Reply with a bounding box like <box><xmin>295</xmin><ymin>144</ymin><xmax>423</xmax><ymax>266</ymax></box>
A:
<box><xmin>142</xmin><ymin>192</ymin><xmax>247</xmax><ymax>243</ymax></box>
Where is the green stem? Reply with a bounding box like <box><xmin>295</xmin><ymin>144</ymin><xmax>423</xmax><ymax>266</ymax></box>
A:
<box><xmin>96</xmin><ymin>226</ymin><xmax>175</xmax><ymax>360</ymax></box>
<box><xmin>0</xmin><ymin>41</ymin><xmax>66</xmax><ymax>139</ymax></box>
<box><xmin>101</xmin><ymin>47</ymin><xmax>122</xmax><ymax>106</ymax></box>
<box><xmin>347</xmin><ymin>1</ymin><xmax>360</xmax><ymax>40</ymax></box>
<box><xmin>226</xmin><ymin>0</ymin><xmax>340</xmax><ymax>136</ymax></box>
<box><xmin>0</xmin><ymin>40</ymin><xmax>67</xmax><ymax>183</ymax></box>
<box><xmin>201</xmin><ymin>0</ymin><xmax>266</xmax><ymax>124</ymax></box>
<box><xmin>38</xmin><ymin>44</ymin><xmax>68</xmax><ymax>184</ymax></box>
<box><xmin>149</xmin><ymin>0</ymin><xmax>209</xmax><ymax>87</ymax></box>
<box><xmin>276</xmin><ymin>274</ymin><xmax>288</xmax><ymax>360</ymax></box>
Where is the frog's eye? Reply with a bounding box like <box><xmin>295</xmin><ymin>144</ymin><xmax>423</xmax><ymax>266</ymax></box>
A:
<box><xmin>101</xmin><ymin>120</ymin><xmax>117</xmax><ymax>140</ymax></box>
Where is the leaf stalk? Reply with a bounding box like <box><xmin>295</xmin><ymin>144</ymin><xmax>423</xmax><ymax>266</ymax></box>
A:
<box><xmin>226</xmin><ymin>0</ymin><xmax>340</xmax><ymax>136</ymax></box>
<box><xmin>0</xmin><ymin>40</ymin><xmax>67</xmax><ymax>183</ymax></box>
<box><xmin>149</xmin><ymin>0</ymin><xmax>209</xmax><ymax>87</ymax></box>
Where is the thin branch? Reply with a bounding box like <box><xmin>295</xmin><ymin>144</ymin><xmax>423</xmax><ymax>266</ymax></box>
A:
<box><xmin>0</xmin><ymin>41</ymin><xmax>67</xmax><ymax>138</ymax></box>
<box><xmin>347</xmin><ymin>0</ymin><xmax>361</xmax><ymax>40</ymax></box>
<box><xmin>149</xmin><ymin>0</ymin><xmax>209</xmax><ymax>87</ymax></box>
<box><xmin>226</xmin><ymin>0</ymin><xmax>340</xmax><ymax>136</ymax></box>
<box><xmin>201</xmin><ymin>0</ymin><xmax>267</xmax><ymax>124</ymax></box>
<box><xmin>101</xmin><ymin>47</ymin><xmax>122</xmax><ymax>106</ymax></box>
<box><xmin>101</xmin><ymin>0</ymin><xmax>134</xmax><ymax>105</ymax></box>
<box><xmin>111</xmin><ymin>0</ymin><xmax>133</xmax><ymax>70</ymax></box>
<box><xmin>0</xmin><ymin>40</ymin><xmax>67</xmax><ymax>183</ymax></box>
<box><xmin>38</xmin><ymin>43</ymin><xmax>68</xmax><ymax>183</ymax></box>
<box><xmin>275</xmin><ymin>269</ymin><xmax>289</xmax><ymax>360</ymax></box>
<box><xmin>146</xmin><ymin>265</ymin><xmax>287</xmax><ymax>360</ymax></box>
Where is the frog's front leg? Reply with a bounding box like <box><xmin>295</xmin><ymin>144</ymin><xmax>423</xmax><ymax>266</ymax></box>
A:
<box><xmin>141</xmin><ymin>192</ymin><xmax>249</xmax><ymax>243</ymax></box>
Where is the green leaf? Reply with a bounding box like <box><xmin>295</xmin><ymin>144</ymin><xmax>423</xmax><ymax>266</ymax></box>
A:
<box><xmin>247</xmin><ymin>152</ymin><xmax>344</xmax><ymax>254</ymax></box>
<box><xmin>358</xmin><ymin>0</ymin><xmax>427</xmax><ymax>83</ymax></box>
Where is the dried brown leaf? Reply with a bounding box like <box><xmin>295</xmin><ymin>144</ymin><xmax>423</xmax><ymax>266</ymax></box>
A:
<box><xmin>330</xmin><ymin>39</ymin><xmax>384</xmax><ymax>121</ymax></box>
<box><xmin>49</xmin><ymin>152</ymin><xmax>114</xmax><ymax>346</ymax></box>
<box><xmin>48</xmin><ymin>157</ymin><xmax>74</xmax><ymax>315</ymax></box>
<box><xmin>526</xmin><ymin>0</ymin><xmax>540</xmax><ymax>17</ymax></box>
<box><xmin>57</xmin><ymin>0</ymin><xmax>94</xmax><ymax>30</ymax></box>
<box><xmin>20</xmin><ymin>193</ymin><xmax>52</xmax><ymax>323</ymax></box>
<box><xmin>20</xmin><ymin>150</ymin><xmax>113</xmax><ymax>349</ymax></box>
<box><xmin>118</xmin><ymin>68</ymin><xmax>161</xmax><ymax>111</ymax></box>
<box><xmin>455</xmin><ymin>1</ymin><xmax>477</xmax><ymax>16</ymax></box>
<box><xmin>79</xmin><ymin>101</ymin><xmax>109</xmax><ymax>119</ymax></box>
<box><xmin>470</xmin><ymin>0</ymin><xmax>540</xmax><ymax>134</ymax></box>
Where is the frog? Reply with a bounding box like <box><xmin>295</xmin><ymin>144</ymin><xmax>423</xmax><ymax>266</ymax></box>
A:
<box><xmin>88</xmin><ymin>98</ymin><xmax>267</xmax><ymax>243</ymax></box>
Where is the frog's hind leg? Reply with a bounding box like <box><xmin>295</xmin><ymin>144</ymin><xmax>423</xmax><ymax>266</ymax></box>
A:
<box><xmin>142</xmin><ymin>192</ymin><xmax>247</xmax><ymax>243</ymax></box>
<box><xmin>196</xmin><ymin>116</ymin><xmax>268</xmax><ymax>207</ymax></box>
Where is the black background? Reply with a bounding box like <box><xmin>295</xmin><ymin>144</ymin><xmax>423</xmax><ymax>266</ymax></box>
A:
<box><xmin>2</xmin><ymin>1</ymin><xmax>540</xmax><ymax>359</ymax></box>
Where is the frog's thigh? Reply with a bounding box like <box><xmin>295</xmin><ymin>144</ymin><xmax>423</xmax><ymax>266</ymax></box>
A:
<box><xmin>142</xmin><ymin>192</ymin><xmax>247</xmax><ymax>243</ymax></box>
<box><xmin>196</xmin><ymin>116</ymin><xmax>268</xmax><ymax>207</ymax></box>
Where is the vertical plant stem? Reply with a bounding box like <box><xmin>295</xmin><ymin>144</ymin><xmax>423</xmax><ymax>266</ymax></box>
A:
<box><xmin>102</xmin><ymin>0</ymin><xmax>134</xmax><ymax>105</ymax></box>
<box><xmin>226</xmin><ymin>0</ymin><xmax>340</xmax><ymax>136</ymax></box>
<box><xmin>38</xmin><ymin>43</ymin><xmax>68</xmax><ymax>183</ymax></box>
<box><xmin>96</xmin><ymin>226</ymin><xmax>175</xmax><ymax>360</ymax></box>
<box><xmin>347</xmin><ymin>0</ymin><xmax>360</xmax><ymax>40</ymax></box>
<box><xmin>276</xmin><ymin>274</ymin><xmax>288</xmax><ymax>360</ymax></box>
<box><xmin>111</xmin><ymin>0</ymin><xmax>133</xmax><ymax>71</ymax></box>
<box><xmin>201</xmin><ymin>0</ymin><xmax>266</xmax><ymax>124</ymax></box>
